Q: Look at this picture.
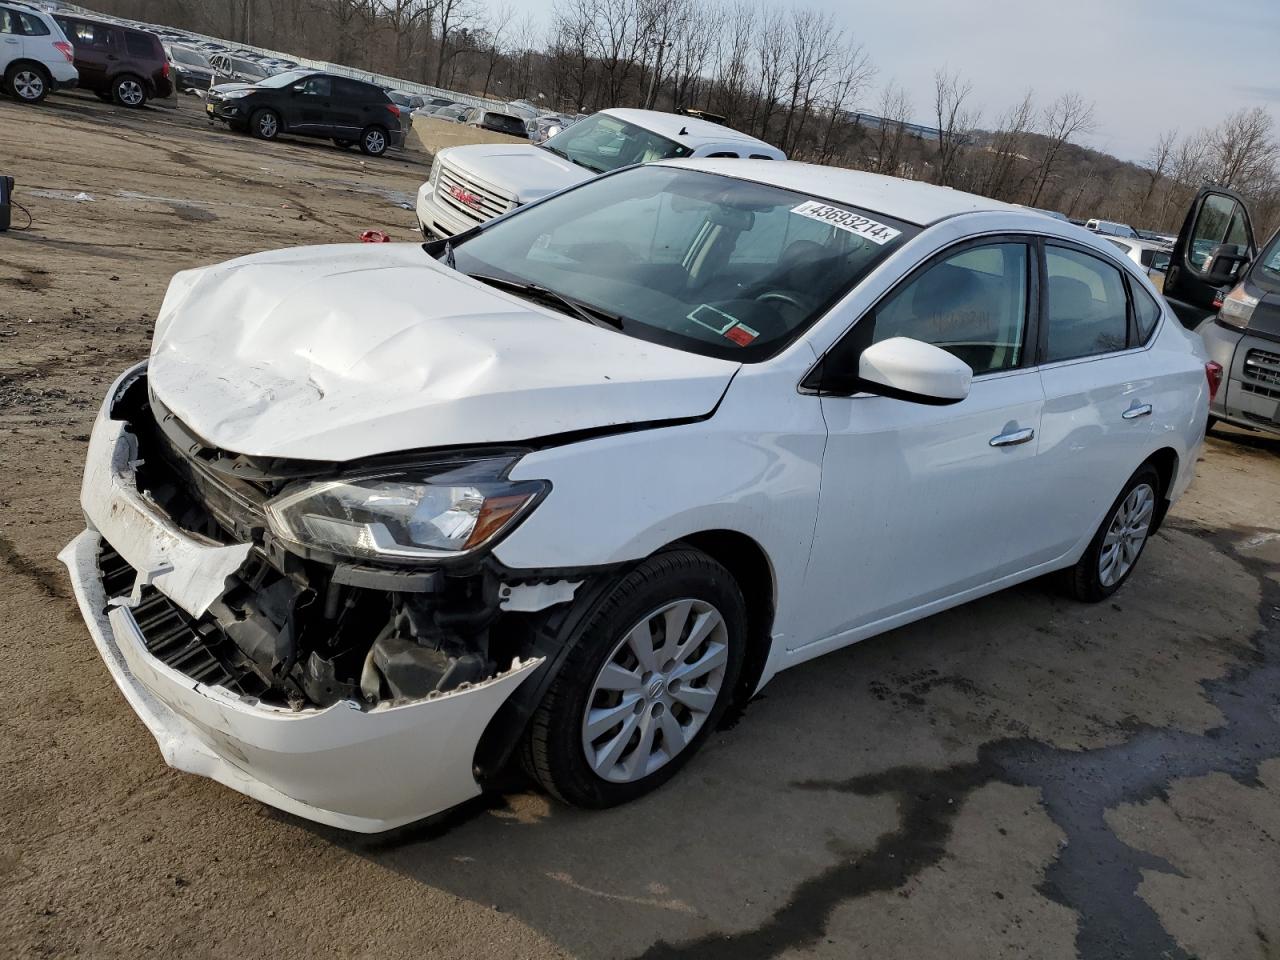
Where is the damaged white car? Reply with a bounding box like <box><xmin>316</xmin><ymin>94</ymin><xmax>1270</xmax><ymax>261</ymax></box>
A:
<box><xmin>62</xmin><ymin>160</ymin><xmax>1215</xmax><ymax>832</ymax></box>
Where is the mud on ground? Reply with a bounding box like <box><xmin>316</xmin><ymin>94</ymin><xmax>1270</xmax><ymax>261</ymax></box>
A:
<box><xmin>2</xmin><ymin>91</ymin><xmax>1280</xmax><ymax>960</ymax></box>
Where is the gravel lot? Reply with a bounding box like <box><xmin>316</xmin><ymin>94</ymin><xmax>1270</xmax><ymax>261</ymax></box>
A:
<box><xmin>2</xmin><ymin>91</ymin><xmax>1279</xmax><ymax>960</ymax></box>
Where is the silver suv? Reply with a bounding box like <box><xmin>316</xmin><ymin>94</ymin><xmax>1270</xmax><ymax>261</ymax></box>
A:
<box><xmin>0</xmin><ymin>1</ymin><xmax>78</xmax><ymax>104</ymax></box>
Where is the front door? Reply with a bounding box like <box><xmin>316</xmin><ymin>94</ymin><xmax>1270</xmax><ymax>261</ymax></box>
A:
<box><xmin>1164</xmin><ymin>186</ymin><xmax>1257</xmax><ymax>329</ymax></box>
<box><xmin>293</xmin><ymin>74</ymin><xmax>332</xmax><ymax>132</ymax></box>
<box><xmin>796</xmin><ymin>238</ymin><xmax>1047</xmax><ymax>649</ymax></box>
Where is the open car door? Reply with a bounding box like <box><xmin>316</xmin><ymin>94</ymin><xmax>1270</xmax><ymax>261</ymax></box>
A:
<box><xmin>1163</xmin><ymin>185</ymin><xmax>1257</xmax><ymax>328</ymax></box>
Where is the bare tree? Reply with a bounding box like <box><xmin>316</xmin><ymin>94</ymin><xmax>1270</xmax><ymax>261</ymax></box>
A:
<box><xmin>931</xmin><ymin>67</ymin><xmax>977</xmax><ymax>187</ymax></box>
<box><xmin>1028</xmin><ymin>91</ymin><xmax>1096</xmax><ymax>207</ymax></box>
<box><xmin>1133</xmin><ymin>128</ymin><xmax>1176</xmax><ymax>224</ymax></box>
<box><xmin>813</xmin><ymin>39</ymin><xmax>874</xmax><ymax>165</ymax></box>
<box><xmin>1206</xmin><ymin>106</ymin><xmax>1277</xmax><ymax>193</ymax></box>
<box><xmin>978</xmin><ymin>91</ymin><xmax>1034</xmax><ymax>200</ymax></box>
<box><xmin>708</xmin><ymin>0</ymin><xmax>754</xmax><ymax>125</ymax></box>
<box><xmin>869</xmin><ymin>81</ymin><xmax>912</xmax><ymax>176</ymax></box>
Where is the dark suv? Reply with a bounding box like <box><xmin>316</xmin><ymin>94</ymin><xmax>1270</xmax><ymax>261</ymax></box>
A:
<box><xmin>206</xmin><ymin>69</ymin><xmax>404</xmax><ymax>156</ymax></box>
<box><xmin>52</xmin><ymin>14</ymin><xmax>171</xmax><ymax>107</ymax></box>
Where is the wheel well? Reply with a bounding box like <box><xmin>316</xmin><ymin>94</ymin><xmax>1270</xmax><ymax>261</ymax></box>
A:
<box><xmin>676</xmin><ymin>530</ymin><xmax>776</xmax><ymax>706</ymax></box>
<box><xmin>1143</xmin><ymin>447</ymin><xmax>1179</xmax><ymax>532</ymax></box>
<box><xmin>6</xmin><ymin>59</ymin><xmax>50</xmax><ymax>80</ymax></box>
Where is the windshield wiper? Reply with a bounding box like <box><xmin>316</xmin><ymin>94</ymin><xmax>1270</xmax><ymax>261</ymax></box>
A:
<box><xmin>469</xmin><ymin>274</ymin><xmax>624</xmax><ymax>329</ymax></box>
<box><xmin>541</xmin><ymin>144</ymin><xmax>606</xmax><ymax>174</ymax></box>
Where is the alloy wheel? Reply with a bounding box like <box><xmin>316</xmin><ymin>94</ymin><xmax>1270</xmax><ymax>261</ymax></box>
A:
<box><xmin>364</xmin><ymin>130</ymin><xmax>385</xmax><ymax>153</ymax></box>
<box><xmin>14</xmin><ymin>70</ymin><xmax>44</xmax><ymax>101</ymax></box>
<box><xmin>1098</xmin><ymin>482</ymin><xmax>1154</xmax><ymax>587</ymax></box>
<box><xmin>581</xmin><ymin>598</ymin><xmax>729</xmax><ymax>784</ymax></box>
<box><xmin>118</xmin><ymin>79</ymin><xmax>144</xmax><ymax>105</ymax></box>
<box><xmin>258</xmin><ymin>113</ymin><xmax>278</xmax><ymax>137</ymax></box>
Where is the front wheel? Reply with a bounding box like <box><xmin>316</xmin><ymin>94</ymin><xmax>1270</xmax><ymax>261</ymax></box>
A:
<box><xmin>524</xmin><ymin>548</ymin><xmax>746</xmax><ymax>808</ymax></box>
<box><xmin>112</xmin><ymin>74</ymin><xmax>147</xmax><ymax>107</ymax></box>
<box><xmin>6</xmin><ymin>64</ymin><xmax>49</xmax><ymax>104</ymax></box>
<box><xmin>358</xmin><ymin>125</ymin><xmax>388</xmax><ymax>156</ymax></box>
<box><xmin>250</xmin><ymin>108</ymin><xmax>280</xmax><ymax>140</ymax></box>
<box><xmin>1062</xmin><ymin>463</ymin><xmax>1161</xmax><ymax>602</ymax></box>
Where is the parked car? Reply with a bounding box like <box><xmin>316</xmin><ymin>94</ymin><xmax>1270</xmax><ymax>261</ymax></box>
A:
<box><xmin>164</xmin><ymin>43</ymin><xmax>214</xmax><ymax>94</ymax></box>
<box><xmin>1105</xmin><ymin>236</ymin><xmax>1172</xmax><ymax>291</ymax></box>
<box><xmin>1136</xmin><ymin>228</ymin><xmax>1177</xmax><ymax>245</ymax></box>
<box><xmin>208</xmin><ymin>51</ymin><xmax>270</xmax><ymax>86</ymax></box>
<box><xmin>1196</xmin><ymin>225</ymin><xmax>1278</xmax><ymax>437</ymax></box>
<box><xmin>529</xmin><ymin>113</ymin><xmax>579</xmax><ymax>145</ymax></box>
<box><xmin>52</xmin><ymin>13</ymin><xmax>170</xmax><ymax>106</ymax></box>
<box><xmin>385</xmin><ymin>89</ymin><xmax>424</xmax><ymax>111</ymax></box>
<box><xmin>61</xmin><ymin>159</ymin><xmax>1215</xmax><ymax>833</ymax></box>
<box><xmin>411</xmin><ymin>100</ymin><xmax>465</xmax><ymax>122</ymax></box>
<box><xmin>1086</xmin><ymin>218</ymin><xmax>1139</xmax><ymax>239</ymax></box>
<box><xmin>416</xmin><ymin>107</ymin><xmax>786</xmax><ymax>239</ymax></box>
<box><xmin>464</xmin><ymin>106</ymin><xmax>530</xmax><ymax>138</ymax></box>
<box><xmin>205</xmin><ymin>69</ymin><xmax>404</xmax><ymax>156</ymax></box>
<box><xmin>1163</xmin><ymin>185</ymin><xmax>1258</xmax><ymax>329</ymax></box>
<box><xmin>0</xmin><ymin>1</ymin><xmax>77</xmax><ymax>104</ymax></box>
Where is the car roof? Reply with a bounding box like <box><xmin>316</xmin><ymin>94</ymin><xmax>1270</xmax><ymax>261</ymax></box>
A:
<box><xmin>601</xmin><ymin>108</ymin><xmax>778</xmax><ymax>151</ymax></box>
<box><xmin>655</xmin><ymin>158</ymin><xmax>1024</xmax><ymax>226</ymax></box>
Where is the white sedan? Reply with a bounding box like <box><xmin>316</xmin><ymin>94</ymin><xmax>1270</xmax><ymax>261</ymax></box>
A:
<box><xmin>61</xmin><ymin>160</ymin><xmax>1215</xmax><ymax>831</ymax></box>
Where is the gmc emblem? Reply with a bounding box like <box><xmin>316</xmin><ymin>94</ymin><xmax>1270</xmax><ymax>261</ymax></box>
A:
<box><xmin>448</xmin><ymin>184</ymin><xmax>482</xmax><ymax>209</ymax></box>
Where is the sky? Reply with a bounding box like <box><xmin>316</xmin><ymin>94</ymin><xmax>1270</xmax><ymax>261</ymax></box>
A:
<box><xmin>514</xmin><ymin>0</ymin><xmax>1280</xmax><ymax>164</ymax></box>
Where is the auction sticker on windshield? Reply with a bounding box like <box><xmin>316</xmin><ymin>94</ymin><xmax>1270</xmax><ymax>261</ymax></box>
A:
<box><xmin>791</xmin><ymin>201</ymin><xmax>901</xmax><ymax>245</ymax></box>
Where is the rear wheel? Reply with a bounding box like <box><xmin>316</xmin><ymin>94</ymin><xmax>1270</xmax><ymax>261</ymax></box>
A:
<box><xmin>358</xmin><ymin>125</ymin><xmax>388</xmax><ymax>156</ymax></box>
<box><xmin>112</xmin><ymin>74</ymin><xmax>147</xmax><ymax>107</ymax></box>
<box><xmin>1062</xmin><ymin>463</ymin><xmax>1161</xmax><ymax>602</ymax></box>
<box><xmin>524</xmin><ymin>548</ymin><xmax>745</xmax><ymax>808</ymax></box>
<box><xmin>6</xmin><ymin>63</ymin><xmax>49</xmax><ymax>104</ymax></box>
<box><xmin>250</xmin><ymin>108</ymin><xmax>280</xmax><ymax>140</ymax></box>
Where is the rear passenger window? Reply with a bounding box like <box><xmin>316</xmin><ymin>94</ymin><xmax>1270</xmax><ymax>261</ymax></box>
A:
<box><xmin>1131</xmin><ymin>283</ymin><xmax>1162</xmax><ymax>342</ymax></box>
<box><xmin>871</xmin><ymin>242</ymin><xmax>1029</xmax><ymax>375</ymax></box>
<box><xmin>333</xmin><ymin>78</ymin><xmax>367</xmax><ymax>99</ymax></box>
<box><xmin>66</xmin><ymin>20</ymin><xmax>111</xmax><ymax>49</ymax></box>
<box><xmin>1044</xmin><ymin>246</ymin><xmax>1129</xmax><ymax>361</ymax></box>
<box><xmin>125</xmin><ymin>32</ymin><xmax>153</xmax><ymax>57</ymax></box>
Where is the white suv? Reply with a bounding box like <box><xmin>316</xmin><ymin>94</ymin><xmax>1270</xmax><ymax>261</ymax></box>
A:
<box><xmin>416</xmin><ymin>108</ymin><xmax>786</xmax><ymax>239</ymax></box>
<box><xmin>0</xmin><ymin>1</ymin><xmax>77</xmax><ymax>104</ymax></box>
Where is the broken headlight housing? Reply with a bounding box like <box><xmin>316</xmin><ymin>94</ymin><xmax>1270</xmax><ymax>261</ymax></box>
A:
<box><xmin>264</xmin><ymin>455</ymin><xmax>548</xmax><ymax>563</ymax></box>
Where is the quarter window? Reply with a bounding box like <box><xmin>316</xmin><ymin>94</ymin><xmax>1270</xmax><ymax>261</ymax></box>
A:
<box><xmin>1044</xmin><ymin>246</ymin><xmax>1129</xmax><ymax>362</ymax></box>
<box><xmin>125</xmin><ymin>32</ymin><xmax>154</xmax><ymax>58</ymax></box>
<box><xmin>870</xmin><ymin>242</ymin><xmax>1030</xmax><ymax>375</ymax></box>
<box><xmin>1131</xmin><ymin>283</ymin><xmax>1162</xmax><ymax>342</ymax></box>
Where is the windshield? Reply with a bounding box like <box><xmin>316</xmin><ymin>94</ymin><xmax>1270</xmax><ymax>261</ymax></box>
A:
<box><xmin>541</xmin><ymin>113</ymin><xmax>694</xmax><ymax>174</ymax></box>
<box><xmin>171</xmin><ymin>46</ymin><xmax>210</xmax><ymax>67</ymax></box>
<box><xmin>1255</xmin><ymin>230</ymin><xmax>1280</xmax><ymax>293</ymax></box>
<box><xmin>256</xmin><ymin>69</ymin><xmax>313</xmax><ymax>89</ymax></box>
<box><xmin>447</xmin><ymin>165</ymin><xmax>917</xmax><ymax>361</ymax></box>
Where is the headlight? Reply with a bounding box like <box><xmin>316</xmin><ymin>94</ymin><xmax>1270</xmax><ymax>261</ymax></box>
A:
<box><xmin>427</xmin><ymin>157</ymin><xmax>440</xmax><ymax>188</ymax></box>
<box><xmin>1218</xmin><ymin>281</ymin><xmax>1258</xmax><ymax>331</ymax></box>
<box><xmin>221</xmin><ymin>89</ymin><xmax>251</xmax><ymax>99</ymax></box>
<box><xmin>265</xmin><ymin>456</ymin><xmax>547</xmax><ymax>563</ymax></box>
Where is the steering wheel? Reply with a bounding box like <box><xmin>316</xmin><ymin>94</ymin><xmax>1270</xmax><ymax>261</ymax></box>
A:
<box><xmin>756</xmin><ymin>290</ymin><xmax>806</xmax><ymax>310</ymax></box>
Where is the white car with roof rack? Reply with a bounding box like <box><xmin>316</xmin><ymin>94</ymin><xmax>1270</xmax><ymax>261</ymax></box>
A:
<box><xmin>64</xmin><ymin>158</ymin><xmax>1212</xmax><ymax>833</ymax></box>
<box><xmin>415</xmin><ymin>107</ymin><xmax>786</xmax><ymax>240</ymax></box>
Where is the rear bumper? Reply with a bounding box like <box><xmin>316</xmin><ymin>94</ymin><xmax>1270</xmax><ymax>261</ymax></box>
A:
<box><xmin>58</xmin><ymin>371</ymin><xmax>543</xmax><ymax>832</ymax></box>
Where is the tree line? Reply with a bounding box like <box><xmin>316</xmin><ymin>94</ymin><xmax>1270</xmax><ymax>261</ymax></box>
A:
<box><xmin>86</xmin><ymin>0</ymin><xmax>1280</xmax><ymax>238</ymax></box>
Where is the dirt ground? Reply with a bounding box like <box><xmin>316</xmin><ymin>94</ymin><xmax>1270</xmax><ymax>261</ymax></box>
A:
<box><xmin>3</xmin><ymin>91</ymin><xmax>1280</xmax><ymax>960</ymax></box>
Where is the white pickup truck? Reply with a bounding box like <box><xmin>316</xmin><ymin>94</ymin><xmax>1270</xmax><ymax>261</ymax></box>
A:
<box><xmin>415</xmin><ymin>107</ymin><xmax>785</xmax><ymax>239</ymax></box>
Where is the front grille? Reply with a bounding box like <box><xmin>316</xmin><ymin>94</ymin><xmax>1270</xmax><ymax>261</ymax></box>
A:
<box><xmin>1243</xmin><ymin>348</ymin><xmax>1280</xmax><ymax>388</ymax></box>
<box><xmin>98</xmin><ymin>540</ymin><xmax>268</xmax><ymax>698</ymax></box>
<box><xmin>435</xmin><ymin>161</ymin><xmax>516</xmax><ymax>225</ymax></box>
<box><xmin>1240</xmin><ymin>381</ymin><xmax>1280</xmax><ymax>401</ymax></box>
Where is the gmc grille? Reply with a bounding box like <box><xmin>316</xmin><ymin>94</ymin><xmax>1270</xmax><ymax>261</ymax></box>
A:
<box><xmin>435</xmin><ymin>161</ymin><xmax>516</xmax><ymax>225</ymax></box>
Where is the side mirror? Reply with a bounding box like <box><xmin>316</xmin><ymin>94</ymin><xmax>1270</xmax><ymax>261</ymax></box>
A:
<box><xmin>858</xmin><ymin>337</ymin><xmax>972</xmax><ymax>405</ymax></box>
<box><xmin>291</xmin><ymin>83</ymin><xmax>305</xmax><ymax>93</ymax></box>
<box><xmin>1205</xmin><ymin>243</ymin><xmax>1250</xmax><ymax>284</ymax></box>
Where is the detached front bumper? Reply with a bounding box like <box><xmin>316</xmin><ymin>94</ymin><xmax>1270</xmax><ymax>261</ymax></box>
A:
<box><xmin>58</xmin><ymin>380</ymin><xmax>543</xmax><ymax>832</ymax></box>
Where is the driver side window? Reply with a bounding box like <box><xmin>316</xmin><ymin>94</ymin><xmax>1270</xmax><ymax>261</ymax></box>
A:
<box><xmin>870</xmin><ymin>242</ymin><xmax>1030</xmax><ymax>376</ymax></box>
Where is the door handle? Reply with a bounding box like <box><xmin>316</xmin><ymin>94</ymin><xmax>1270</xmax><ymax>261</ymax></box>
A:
<box><xmin>1122</xmin><ymin>403</ymin><xmax>1153</xmax><ymax>420</ymax></box>
<box><xmin>990</xmin><ymin>427</ymin><xmax>1035</xmax><ymax>447</ymax></box>
<box><xmin>3</xmin><ymin>38</ymin><xmax>19</xmax><ymax>44</ymax></box>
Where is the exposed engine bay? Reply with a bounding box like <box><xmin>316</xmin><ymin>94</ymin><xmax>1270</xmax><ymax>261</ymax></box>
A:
<box><xmin>106</xmin><ymin>370</ymin><xmax>579</xmax><ymax>712</ymax></box>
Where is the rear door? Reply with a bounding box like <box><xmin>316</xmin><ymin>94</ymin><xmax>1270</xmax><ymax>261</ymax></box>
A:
<box><xmin>1163</xmin><ymin>186</ymin><xmax>1257</xmax><ymax>328</ymax></box>
<box><xmin>329</xmin><ymin>78</ymin><xmax>367</xmax><ymax>137</ymax></box>
<box><xmin>0</xmin><ymin>8</ymin><xmax>25</xmax><ymax>74</ymax></box>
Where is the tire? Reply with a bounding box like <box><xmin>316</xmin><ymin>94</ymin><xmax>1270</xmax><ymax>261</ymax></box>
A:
<box><xmin>524</xmin><ymin>547</ymin><xmax>746</xmax><ymax>808</ymax></box>
<box><xmin>6</xmin><ymin>63</ymin><xmax>49</xmax><ymax>104</ymax></box>
<box><xmin>1061</xmin><ymin>463</ymin><xmax>1162</xmax><ymax>603</ymax></box>
<box><xmin>1206</xmin><ymin>415</ymin><xmax>1219</xmax><ymax>433</ymax></box>
<box><xmin>358</xmin><ymin>125</ymin><xmax>388</xmax><ymax>156</ymax></box>
<box><xmin>333</xmin><ymin>138</ymin><xmax>355</xmax><ymax>149</ymax></box>
<box><xmin>112</xmin><ymin>74</ymin><xmax>147</xmax><ymax>108</ymax></box>
<box><xmin>250</xmin><ymin>108</ymin><xmax>280</xmax><ymax>140</ymax></box>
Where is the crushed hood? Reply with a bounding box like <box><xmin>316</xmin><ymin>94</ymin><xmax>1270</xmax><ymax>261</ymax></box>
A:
<box><xmin>148</xmin><ymin>244</ymin><xmax>738</xmax><ymax>462</ymax></box>
<box><xmin>441</xmin><ymin>145</ymin><xmax>593</xmax><ymax>202</ymax></box>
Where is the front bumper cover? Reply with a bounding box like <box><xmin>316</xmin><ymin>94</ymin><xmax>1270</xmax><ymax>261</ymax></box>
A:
<box><xmin>58</xmin><ymin>374</ymin><xmax>544</xmax><ymax>832</ymax></box>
